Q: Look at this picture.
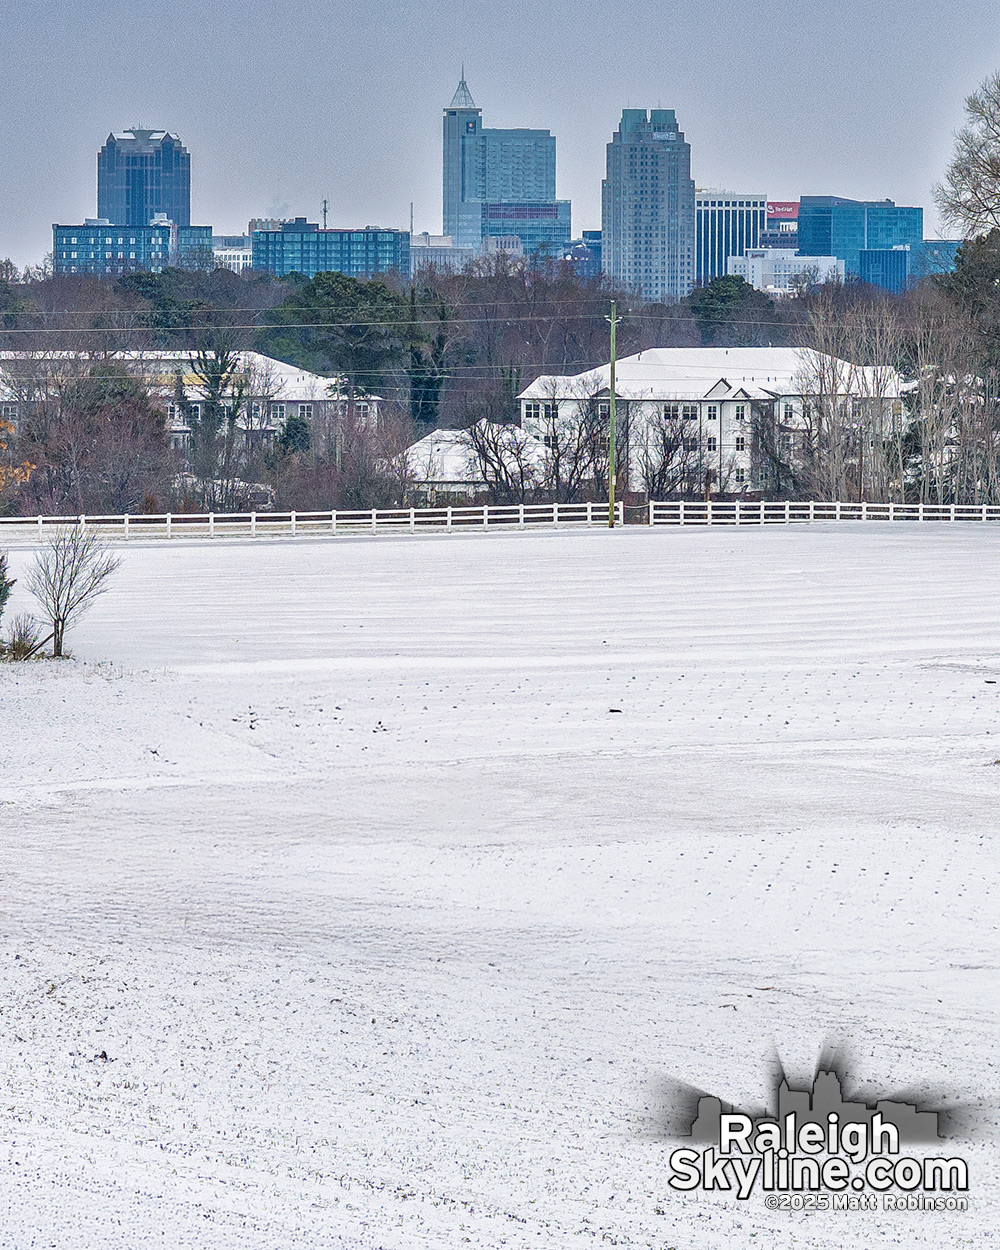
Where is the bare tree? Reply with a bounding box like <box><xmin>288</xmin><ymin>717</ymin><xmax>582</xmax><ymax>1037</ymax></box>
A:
<box><xmin>26</xmin><ymin>528</ymin><xmax>120</xmax><ymax>657</ymax></box>
<box><xmin>936</xmin><ymin>71</ymin><xmax>1000</xmax><ymax>236</ymax></box>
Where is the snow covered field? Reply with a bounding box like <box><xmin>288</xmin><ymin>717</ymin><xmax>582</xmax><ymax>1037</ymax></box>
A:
<box><xmin>0</xmin><ymin>523</ymin><xmax>997</xmax><ymax>1249</ymax></box>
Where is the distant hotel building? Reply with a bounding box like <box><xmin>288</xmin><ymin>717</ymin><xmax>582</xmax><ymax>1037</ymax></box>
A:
<box><xmin>442</xmin><ymin>75</ymin><xmax>571</xmax><ymax>257</ymax></box>
<box><xmin>728</xmin><ymin>248</ymin><xmax>844</xmax><ymax>295</ymax></box>
<box><xmin>602</xmin><ymin>108</ymin><xmax>695</xmax><ymax>301</ymax></box>
<box><xmin>409</xmin><ymin>233</ymin><xmax>477</xmax><ymax>276</ymax></box>
<box><xmin>251</xmin><ymin>218</ymin><xmax>410</xmax><ymax>279</ymax></box>
<box><xmin>797</xmin><ymin>196</ymin><xmax>923</xmax><ymax>276</ymax></box>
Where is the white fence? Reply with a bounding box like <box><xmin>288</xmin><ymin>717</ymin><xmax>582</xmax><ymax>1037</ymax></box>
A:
<box><xmin>649</xmin><ymin>500</ymin><xmax>1000</xmax><ymax>526</ymax></box>
<box><xmin>0</xmin><ymin>501</ymin><xmax>623</xmax><ymax>544</ymax></box>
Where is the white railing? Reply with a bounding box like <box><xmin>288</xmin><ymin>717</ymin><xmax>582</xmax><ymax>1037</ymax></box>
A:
<box><xmin>648</xmin><ymin>500</ymin><xmax>1000</xmax><ymax>526</ymax></box>
<box><xmin>0</xmin><ymin>500</ymin><xmax>624</xmax><ymax>544</ymax></box>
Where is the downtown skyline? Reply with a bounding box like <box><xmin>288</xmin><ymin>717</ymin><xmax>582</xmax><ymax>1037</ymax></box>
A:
<box><xmin>1</xmin><ymin>0</ymin><xmax>998</xmax><ymax>266</ymax></box>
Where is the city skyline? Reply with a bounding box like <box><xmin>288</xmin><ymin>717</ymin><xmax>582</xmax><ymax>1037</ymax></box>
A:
<box><xmin>2</xmin><ymin>0</ymin><xmax>997</xmax><ymax>267</ymax></box>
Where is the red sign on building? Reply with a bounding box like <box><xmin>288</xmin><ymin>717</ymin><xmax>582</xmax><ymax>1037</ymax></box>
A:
<box><xmin>766</xmin><ymin>201</ymin><xmax>799</xmax><ymax>221</ymax></box>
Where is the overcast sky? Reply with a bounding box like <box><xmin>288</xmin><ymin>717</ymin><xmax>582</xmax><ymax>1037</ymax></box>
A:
<box><xmin>2</xmin><ymin>0</ymin><xmax>998</xmax><ymax>266</ymax></box>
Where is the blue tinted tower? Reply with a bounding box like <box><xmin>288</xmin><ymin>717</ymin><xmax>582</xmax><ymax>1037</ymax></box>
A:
<box><xmin>98</xmin><ymin>129</ymin><xmax>191</xmax><ymax>227</ymax></box>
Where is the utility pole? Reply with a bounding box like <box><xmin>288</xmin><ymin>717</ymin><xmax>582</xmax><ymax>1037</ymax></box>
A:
<box><xmin>607</xmin><ymin>300</ymin><xmax>618</xmax><ymax>528</ymax></box>
<box><xmin>321</xmin><ymin>198</ymin><xmax>328</xmax><ymax>229</ymax></box>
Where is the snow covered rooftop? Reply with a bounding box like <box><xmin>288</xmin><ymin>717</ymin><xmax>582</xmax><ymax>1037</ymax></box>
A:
<box><xmin>519</xmin><ymin>347</ymin><xmax>906</xmax><ymax>402</ymax></box>
<box><xmin>0</xmin><ymin>351</ymin><xmax>352</xmax><ymax>402</ymax></box>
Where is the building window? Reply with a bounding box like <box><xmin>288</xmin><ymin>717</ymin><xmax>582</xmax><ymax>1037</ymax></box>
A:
<box><xmin>523</xmin><ymin>401</ymin><xmax>540</xmax><ymax>420</ymax></box>
<box><xmin>783</xmin><ymin>402</ymin><xmax>794</xmax><ymax>420</ymax></box>
<box><xmin>734</xmin><ymin>468</ymin><xmax>746</xmax><ymax>483</ymax></box>
<box><xmin>269</xmin><ymin>402</ymin><xmax>286</xmax><ymax>421</ymax></box>
<box><xmin>706</xmin><ymin>405</ymin><xmax>717</xmax><ymax>420</ymax></box>
<box><xmin>298</xmin><ymin>403</ymin><xmax>313</xmax><ymax>420</ymax></box>
<box><xmin>780</xmin><ymin>434</ymin><xmax>793</xmax><ymax>453</ymax></box>
<box><xmin>734</xmin><ymin>404</ymin><xmax>746</xmax><ymax>420</ymax></box>
<box><xmin>189</xmin><ymin>403</ymin><xmax>201</xmax><ymax>419</ymax></box>
<box><xmin>707</xmin><ymin>436</ymin><xmax>717</xmax><ymax>451</ymax></box>
<box><xmin>0</xmin><ymin>403</ymin><xmax>16</xmax><ymax>422</ymax></box>
<box><xmin>542</xmin><ymin>401</ymin><xmax>558</xmax><ymax>421</ymax></box>
<box><xmin>735</xmin><ymin>435</ymin><xmax>746</xmax><ymax>451</ymax></box>
<box><xmin>683</xmin><ymin>436</ymin><xmax>698</xmax><ymax>452</ymax></box>
<box><xmin>682</xmin><ymin>403</ymin><xmax>697</xmax><ymax>420</ymax></box>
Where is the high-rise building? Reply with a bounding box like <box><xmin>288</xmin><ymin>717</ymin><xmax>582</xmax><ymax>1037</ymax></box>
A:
<box><xmin>251</xmin><ymin>218</ymin><xmax>410</xmax><ymax>279</ymax></box>
<box><xmin>695</xmin><ymin>191</ymin><xmax>767</xmax><ymax>285</ymax></box>
<box><xmin>601</xmin><ymin>109</ymin><xmax>695</xmax><ymax>302</ymax></box>
<box><xmin>858</xmin><ymin>239</ymin><xmax>962</xmax><ymax>294</ymax></box>
<box><xmin>97</xmin><ymin>129</ymin><xmax>191</xmax><ymax>227</ymax></box>
<box><xmin>797</xmin><ymin>197</ymin><xmax>923</xmax><ymax>276</ymax></box>
<box><xmin>442</xmin><ymin>75</ymin><xmax>569</xmax><ymax>255</ymax></box>
<box><xmin>760</xmin><ymin>201</ymin><xmax>799</xmax><ymax>249</ymax></box>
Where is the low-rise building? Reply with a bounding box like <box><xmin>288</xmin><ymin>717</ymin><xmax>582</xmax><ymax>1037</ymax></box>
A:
<box><xmin>409</xmin><ymin>233</ymin><xmax>477</xmax><ymax>276</ymax></box>
<box><xmin>53</xmin><ymin>220</ymin><xmax>214</xmax><ymax>276</ymax></box>
<box><xmin>727</xmin><ymin>248</ymin><xmax>843</xmax><ymax>295</ymax></box>
<box><xmin>519</xmin><ymin>346</ymin><xmax>904</xmax><ymax>495</ymax></box>
<box><xmin>213</xmin><ymin>235</ymin><xmax>253</xmax><ymax>272</ymax></box>
<box><xmin>0</xmin><ymin>350</ymin><xmax>379</xmax><ymax>458</ymax></box>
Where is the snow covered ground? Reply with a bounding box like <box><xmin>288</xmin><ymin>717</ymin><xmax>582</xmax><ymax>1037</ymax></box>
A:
<box><xmin>0</xmin><ymin>523</ymin><xmax>997</xmax><ymax>1249</ymax></box>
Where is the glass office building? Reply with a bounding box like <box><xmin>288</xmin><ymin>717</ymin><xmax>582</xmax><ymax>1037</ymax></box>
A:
<box><xmin>859</xmin><ymin>239</ymin><xmax>962</xmax><ymax>293</ymax></box>
<box><xmin>97</xmin><ymin>129</ymin><xmax>191</xmax><ymax>228</ymax></box>
<box><xmin>601</xmin><ymin>108</ymin><xmax>696</xmax><ymax>302</ymax></box>
<box><xmin>798</xmin><ymin>197</ymin><xmax>923</xmax><ymax>276</ymax></box>
<box><xmin>461</xmin><ymin>200</ymin><xmax>571</xmax><ymax>257</ymax></box>
<box><xmin>251</xmin><ymin>220</ymin><xmax>410</xmax><ymax>279</ymax></box>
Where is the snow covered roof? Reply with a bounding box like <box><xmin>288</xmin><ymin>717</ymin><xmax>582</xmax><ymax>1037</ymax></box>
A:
<box><xmin>407</xmin><ymin>423</ymin><xmax>547</xmax><ymax>486</ymax></box>
<box><xmin>0</xmin><ymin>351</ymin><xmax>363</xmax><ymax>402</ymax></box>
<box><xmin>519</xmin><ymin>347</ymin><xmax>906</xmax><ymax>403</ymax></box>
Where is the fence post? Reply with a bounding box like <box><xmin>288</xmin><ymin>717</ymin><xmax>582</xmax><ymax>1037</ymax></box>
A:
<box><xmin>371</xmin><ymin>508</ymin><xmax>377</xmax><ymax>535</ymax></box>
<box><xmin>332</xmin><ymin>510</ymin><xmax>337</xmax><ymax>535</ymax></box>
<box><xmin>79</xmin><ymin>514</ymin><xmax>86</xmax><ymax>531</ymax></box>
<box><xmin>251</xmin><ymin>511</ymin><xmax>257</xmax><ymax>537</ymax></box>
<box><xmin>984</xmin><ymin>504</ymin><xmax>988</xmax><ymax>523</ymax></box>
<box><xmin>888</xmin><ymin>502</ymin><xmax>894</xmax><ymax>523</ymax></box>
<box><xmin>124</xmin><ymin>514</ymin><xmax>130</xmax><ymax>540</ymax></box>
<box><xmin>647</xmin><ymin>501</ymin><xmax>653</xmax><ymax>526</ymax></box>
<box><xmin>735</xmin><ymin>501</ymin><xmax>741</xmax><ymax>526</ymax></box>
<box><xmin>809</xmin><ymin>501</ymin><xmax>815</xmax><ymax>523</ymax></box>
<box><xmin>483</xmin><ymin>505</ymin><xmax>489</xmax><ymax>529</ymax></box>
<box><xmin>166</xmin><ymin>513</ymin><xmax>172</xmax><ymax>539</ymax></box>
<box><xmin>679</xmin><ymin>501</ymin><xmax>685</xmax><ymax>527</ymax></box>
<box><xmin>835</xmin><ymin>501</ymin><xmax>841</xmax><ymax>522</ymax></box>
<box><xmin>37</xmin><ymin>515</ymin><xmax>43</xmax><ymax>541</ymax></box>
<box><xmin>447</xmin><ymin>506</ymin><xmax>453</xmax><ymax>532</ymax></box>
<box><xmin>291</xmin><ymin>511</ymin><xmax>297</xmax><ymax>536</ymax></box>
<box><xmin>521</xmin><ymin>504</ymin><xmax>526</xmax><ymax>528</ymax></box>
<box><xmin>209</xmin><ymin>512</ymin><xmax>215</xmax><ymax>539</ymax></box>
<box><xmin>410</xmin><ymin>507</ymin><xmax>416</xmax><ymax>533</ymax></box>
<box><xmin>554</xmin><ymin>502</ymin><xmax>560</xmax><ymax>526</ymax></box>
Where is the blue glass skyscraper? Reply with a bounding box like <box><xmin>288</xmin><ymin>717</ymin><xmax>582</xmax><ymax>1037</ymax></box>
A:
<box><xmin>441</xmin><ymin>76</ymin><xmax>569</xmax><ymax>255</ymax></box>
<box><xmin>97</xmin><ymin>129</ymin><xmax>191</xmax><ymax>228</ymax></box>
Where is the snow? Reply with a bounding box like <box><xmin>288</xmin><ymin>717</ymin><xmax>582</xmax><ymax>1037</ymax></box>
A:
<box><xmin>0</xmin><ymin>524</ymin><xmax>998</xmax><ymax>1248</ymax></box>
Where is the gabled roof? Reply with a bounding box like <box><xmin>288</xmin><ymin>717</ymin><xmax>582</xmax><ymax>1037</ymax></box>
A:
<box><xmin>518</xmin><ymin>347</ymin><xmax>906</xmax><ymax>403</ymax></box>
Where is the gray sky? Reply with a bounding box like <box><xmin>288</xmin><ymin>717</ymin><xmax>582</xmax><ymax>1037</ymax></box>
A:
<box><xmin>2</xmin><ymin>0</ymin><xmax>997</xmax><ymax>266</ymax></box>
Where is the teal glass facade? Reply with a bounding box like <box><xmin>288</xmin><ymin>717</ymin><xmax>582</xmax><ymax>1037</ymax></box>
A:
<box><xmin>53</xmin><ymin>222</ymin><xmax>213</xmax><ymax>276</ymax></box>
<box><xmin>798</xmin><ymin>197</ymin><xmax>923</xmax><ymax>275</ymax></box>
<box><xmin>251</xmin><ymin>220</ymin><xmax>410</xmax><ymax>278</ymax></box>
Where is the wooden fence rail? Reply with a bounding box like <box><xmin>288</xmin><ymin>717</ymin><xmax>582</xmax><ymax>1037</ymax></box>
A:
<box><xmin>0</xmin><ymin>501</ymin><xmax>624</xmax><ymax>544</ymax></box>
<box><xmin>648</xmin><ymin>500</ymin><xmax>1000</xmax><ymax>526</ymax></box>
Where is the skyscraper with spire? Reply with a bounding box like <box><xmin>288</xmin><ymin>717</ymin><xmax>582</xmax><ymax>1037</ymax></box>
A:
<box><xmin>442</xmin><ymin>74</ymin><xmax>569</xmax><ymax>256</ymax></box>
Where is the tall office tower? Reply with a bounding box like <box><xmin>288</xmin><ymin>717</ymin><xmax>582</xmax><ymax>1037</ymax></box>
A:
<box><xmin>97</xmin><ymin>128</ymin><xmax>191</xmax><ymax>227</ymax></box>
<box><xmin>695</xmin><ymin>190</ymin><xmax>767</xmax><ymax>285</ymax></box>
<box><xmin>797</xmin><ymin>196</ymin><xmax>923</xmax><ymax>276</ymax></box>
<box><xmin>442</xmin><ymin>75</ymin><xmax>568</xmax><ymax>254</ymax></box>
<box><xmin>601</xmin><ymin>109</ymin><xmax>696</xmax><ymax>302</ymax></box>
